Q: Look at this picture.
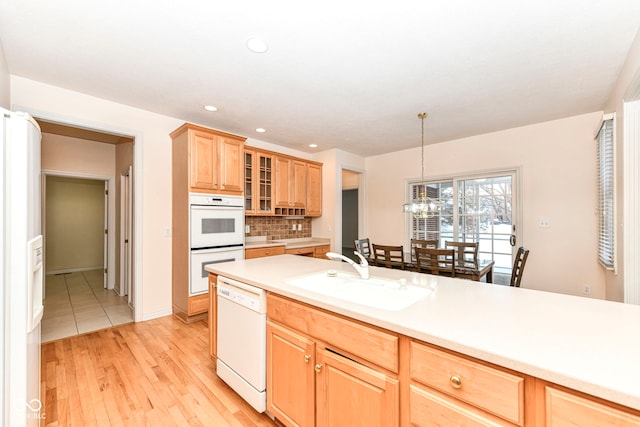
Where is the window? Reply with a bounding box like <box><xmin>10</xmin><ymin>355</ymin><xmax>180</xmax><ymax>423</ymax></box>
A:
<box><xmin>408</xmin><ymin>171</ymin><xmax>517</xmax><ymax>277</ymax></box>
<box><xmin>596</xmin><ymin>116</ymin><xmax>615</xmax><ymax>270</ymax></box>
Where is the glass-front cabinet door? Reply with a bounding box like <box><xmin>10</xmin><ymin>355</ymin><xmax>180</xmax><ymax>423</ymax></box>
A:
<box><xmin>244</xmin><ymin>149</ymin><xmax>275</xmax><ymax>215</ymax></box>
<box><xmin>258</xmin><ymin>152</ymin><xmax>274</xmax><ymax>214</ymax></box>
<box><xmin>244</xmin><ymin>150</ymin><xmax>256</xmax><ymax>214</ymax></box>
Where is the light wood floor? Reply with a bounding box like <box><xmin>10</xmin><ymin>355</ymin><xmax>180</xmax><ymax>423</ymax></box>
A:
<box><xmin>41</xmin><ymin>315</ymin><xmax>278</xmax><ymax>426</ymax></box>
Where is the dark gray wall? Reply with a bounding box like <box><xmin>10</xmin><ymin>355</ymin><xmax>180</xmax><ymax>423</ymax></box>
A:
<box><xmin>342</xmin><ymin>189</ymin><xmax>358</xmax><ymax>250</ymax></box>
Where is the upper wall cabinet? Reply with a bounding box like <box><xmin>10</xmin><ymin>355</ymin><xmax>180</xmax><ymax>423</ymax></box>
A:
<box><xmin>171</xmin><ymin>123</ymin><xmax>246</xmax><ymax>195</ymax></box>
<box><xmin>306</xmin><ymin>162</ymin><xmax>322</xmax><ymax>217</ymax></box>
<box><xmin>245</xmin><ymin>147</ymin><xmax>323</xmax><ymax>217</ymax></box>
<box><xmin>275</xmin><ymin>155</ymin><xmax>307</xmax><ymax>210</ymax></box>
<box><xmin>245</xmin><ymin>149</ymin><xmax>275</xmax><ymax>215</ymax></box>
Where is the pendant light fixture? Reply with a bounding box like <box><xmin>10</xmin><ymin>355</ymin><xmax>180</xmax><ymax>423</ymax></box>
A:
<box><xmin>402</xmin><ymin>113</ymin><xmax>443</xmax><ymax>218</ymax></box>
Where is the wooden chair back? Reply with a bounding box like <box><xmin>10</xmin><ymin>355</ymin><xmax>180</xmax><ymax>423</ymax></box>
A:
<box><xmin>445</xmin><ymin>241</ymin><xmax>479</xmax><ymax>269</ymax></box>
<box><xmin>510</xmin><ymin>247</ymin><xmax>530</xmax><ymax>287</ymax></box>
<box><xmin>372</xmin><ymin>244</ymin><xmax>405</xmax><ymax>270</ymax></box>
<box><xmin>415</xmin><ymin>248</ymin><xmax>455</xmax><ymax>277</ymax></box>
<box><xmin>354</xmin><ymin>238</ymin><xmax>372</xmax><ymax>260</ymax></box>
<box><xmin>410</xmin><ymin>239</ymin><xmax>438</xmax><ymax>261</ymax></box>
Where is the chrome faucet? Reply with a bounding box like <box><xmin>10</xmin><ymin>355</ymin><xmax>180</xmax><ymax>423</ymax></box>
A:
<box><xmin>326</xmin><ymin>251</ymin><xmax>370</xmax><ymax>280</ymax></box>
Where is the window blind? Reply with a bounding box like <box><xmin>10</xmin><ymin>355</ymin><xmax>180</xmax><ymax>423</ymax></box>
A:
<box><xmin>596</xmin><ymin>118</ymin><xmax>615</xmax><ymax>269</ymax></box>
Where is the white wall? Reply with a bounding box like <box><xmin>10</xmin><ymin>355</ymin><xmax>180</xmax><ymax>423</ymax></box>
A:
<box><xmin>366</xmin><ymin>112</ymin><xmax>604</xmax><ymax>298</ymax></box>
<box><xmin>42</xmin><ymin>133</ymin><xmax>116</xmax><ymax>175</ymax></box>
<box><xmin>0</xmin><ymin>37</ymin><xmax>10</xmax><ymax>109</ymax></box>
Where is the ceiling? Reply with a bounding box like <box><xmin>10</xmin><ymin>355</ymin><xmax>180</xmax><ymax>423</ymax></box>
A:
<box><xmin>1</xmin><ymin>1</ymin><xmax>639</xmax><ymax>157</ymax></box>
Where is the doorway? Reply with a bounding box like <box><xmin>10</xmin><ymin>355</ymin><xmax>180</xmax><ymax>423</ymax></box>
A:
<box><xmin>341</xmin><ymin>170</ymin><xmax>362</xmax><ymax>261</ymax></box>
<box><xmin>37</xmin><ymin>119</ymin><xmax>136</xmax><ymax>341</ymax></box>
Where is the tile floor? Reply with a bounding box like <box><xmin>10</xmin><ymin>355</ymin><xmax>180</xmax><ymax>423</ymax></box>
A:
<box><xmin>41</xmin><ymin>269</ymin><xmax>133</xmax><ymax>343</ymax></box>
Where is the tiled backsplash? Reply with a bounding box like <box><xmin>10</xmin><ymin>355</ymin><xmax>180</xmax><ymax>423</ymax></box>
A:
<box><xmin>245</xmin><ymin>216</ymin><xmax>312</xmax><ymax>239</ymax></box>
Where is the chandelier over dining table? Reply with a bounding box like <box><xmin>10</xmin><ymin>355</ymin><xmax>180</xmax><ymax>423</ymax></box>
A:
<box><xmin>402</xmin><ymin>112</ymin><xmax>444</xmax><ymax>218</ymax></box>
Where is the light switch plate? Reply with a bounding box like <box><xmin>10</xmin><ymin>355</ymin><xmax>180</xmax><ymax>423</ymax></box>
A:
<box><xmin>538</xmin><ymin>219</ymin><xmax>551</xmax><ymax>228</ymax></box>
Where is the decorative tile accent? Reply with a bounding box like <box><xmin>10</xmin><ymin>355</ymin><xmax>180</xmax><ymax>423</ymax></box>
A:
<box><xmin>245</xmin><ymin>216</ymin><xmax>312</xmax><ymax>240</ymax></box>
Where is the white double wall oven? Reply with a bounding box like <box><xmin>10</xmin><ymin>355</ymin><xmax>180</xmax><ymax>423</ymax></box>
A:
<box><xmin>189</xmin><ymin>193</ymin><xmax>244</xmax><ymax>296</ymax></box>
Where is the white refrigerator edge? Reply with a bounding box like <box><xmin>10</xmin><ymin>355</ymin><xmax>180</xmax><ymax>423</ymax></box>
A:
<box><xmin>1</xmin><ymin>107</ymin><xmax>44</xmax><ymax>426</ymax></box>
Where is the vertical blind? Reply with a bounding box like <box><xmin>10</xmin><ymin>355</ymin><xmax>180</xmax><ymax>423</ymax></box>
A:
<box><xmin>596</xmin><ymin>118</ymin><xmax>615</xmax><ymax>269</ymax></box>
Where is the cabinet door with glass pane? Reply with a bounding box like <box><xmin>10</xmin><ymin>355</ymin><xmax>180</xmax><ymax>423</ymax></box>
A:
<box><xmin>244</xmin><ymin>149</ymin><xmax>275</xmax><ymax>215</ymax></box>
<box><xmin>257</xmin><ymin>152</ymin><xmax>275</xmax><ymax>215</ymax></box>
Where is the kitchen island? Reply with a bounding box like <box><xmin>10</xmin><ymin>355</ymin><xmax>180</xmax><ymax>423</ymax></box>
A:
<box><xmin>206</xmin><ymin>254</ymin><xmax>640</xmax><ymax>425</ymax></box>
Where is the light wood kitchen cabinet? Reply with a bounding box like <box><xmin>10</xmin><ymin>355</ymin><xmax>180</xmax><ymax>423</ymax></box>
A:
<box><xmin>267</xmin><ymin>321</ymin><xmax>316</xmax><ymax>427</ymax></box>
<box><xmin>540</xmin><ymin>383</ymin><xmax>640</xmax><ymax>427</ymax></box>
<box><xmin>266</xmin><ymin>293</ymin><xmax>399</xmax><ymax>427</ymax></box>
<box><xmin>275</xmin><ymin>156</ymin><xmax>307</xmax><ymax>215</ymax></box>
<box><xmin>208</xmin><ymin>273</ymin><xmax>217</xmax><ymax>360</ymax></box>
<box><xmin>315</xmin><ymin>347</ymin><xmax>399</xmax><ymax>427</ymax></box>
<box><xmin>171</xmin><ymin>123</ymin><xmax>245</xmax><ymax>323</ymax></box>
<box><xmin>245</xmin><ymin>245</ymin><xmax>286</xmax><ymax>259</ymax></box>
<box><xmin>306</xmin><ymin>163</ymin><xmax>322</xmax><ymax>217</ymax></box>
<box><xmin>313</xmin><ymin>245</ymin><xmax>330</xmax><ymax>259</ymax></box>
<box><xmin>245</xmin><ymin>149</ymin><xmax>275</xmax><ymax>215</ymax></box>
<box><xmin>171</xmin><ymin>122</ymin><xmax>246</xmax><ymax>195</ymax></box>
<box><xmin>407</xmin><ymin>339</ymin><xmax>530</xmax><ymax>426</ymax></box>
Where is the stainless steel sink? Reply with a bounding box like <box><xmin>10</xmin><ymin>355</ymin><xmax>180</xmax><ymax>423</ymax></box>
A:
<box><xmin>286</xmin><ymin>271</ymin><xmax>432</xmax><ymax>311</ymax></box>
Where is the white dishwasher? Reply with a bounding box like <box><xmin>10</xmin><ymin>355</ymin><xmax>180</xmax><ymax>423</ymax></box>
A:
<box><xmin>216</xmin><ymin>275</ymin><xmax>267</xmax><ymax>413</ymax></box>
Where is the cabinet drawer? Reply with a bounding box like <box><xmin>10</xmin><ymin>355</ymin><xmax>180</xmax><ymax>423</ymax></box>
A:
<box><xmin>245</xmin><ymin>246</ymin><xmax>285</xmax><ymax>259</ymax></box>
<box><xmin>268</xmin><ymin>293</ymin><xmax>399</xmax><ymax>373</ymax></box>
<box><xmin>314</xmin><ymin>245</ymin><xmax>330</xmax><ymax>258</ymax></box>
<box><xmin>188</xmin><ymin>293</ymin><xmax>209</xmax><ymax>315</ymax></box>
<box><xmin>286</xmin><ymin>247</ymin><xmax>315</xmax><ymax>256</ymax></box>
<box><xmin>545</xmin><ymin>386</ymin><xmax>640</xmax><ymax>426</ymax></box>
<box><xmin>410</xmin><ymin>341</ymin><xmax>524</xmax><ymax>425</ymax></box>
<box><xmin>410</xmin><ymin>384</ymin><xmax>515</xmax><ymax>427</ymax></box>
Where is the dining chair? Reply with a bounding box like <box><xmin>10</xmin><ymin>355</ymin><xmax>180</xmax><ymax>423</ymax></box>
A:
<box><xmin>445</xmin><ymin>241</ymin><xmax>479</xmax><ymax>270</ymax></box>
<box><xmin>414</xmin><ymin>248</ymin><xmax>455</xmax><ymax>277</ymax></box>
<box><xmin>372</xmin><ymin>244</ymin><xmax>405</xmax><ymax>269</ymax></box>
<box><xmin>354</xmin><ymin>238</ymin><xmax>372</xmax><ymax>261</ymax></box>
<box><xmin>510</xmin><ymin>247</ymin><xmax>530</xmax><ymax>287</ymax></box>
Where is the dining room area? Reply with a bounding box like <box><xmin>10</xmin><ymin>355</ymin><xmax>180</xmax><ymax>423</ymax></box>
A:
<box><xmin>353</xmin><ymin>237</ymin><xmax>529</xmax><ymax>288</ymax></box>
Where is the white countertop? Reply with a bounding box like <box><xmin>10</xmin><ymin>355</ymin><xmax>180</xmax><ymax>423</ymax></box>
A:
<box><xmin>206</xmin><ymin>255</ymin><xmax>640</xmax><ymax>410</ymax></box>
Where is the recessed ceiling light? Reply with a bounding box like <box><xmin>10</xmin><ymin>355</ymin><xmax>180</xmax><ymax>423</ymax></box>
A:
<box><xmin>203</xmin><ymin>105</ymin><xmax>218</xmax><ymax>112</ymax></box>
<box><xmin>247</xmin><ymin>38</ymin><xmax>269</xmax><ymax>53</ymax></box>
<box><xmin>256</xmin><ymin>128</ymin><xmax>266</xmax><ymax>133</ymax></box>
<box><xmin>309</xmin><ymin>144</ymin><xmax>318</xmax><ymax>148</ymax></box>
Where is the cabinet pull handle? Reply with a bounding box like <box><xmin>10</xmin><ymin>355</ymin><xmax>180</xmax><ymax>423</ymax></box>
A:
<box><xmin>449</xmin><ymin>375</ymin><xmax>462</xmax><ymax>389</ymax></box>
<box><xmin>314</xmin><ymin>364</ymin><xmax>322</xmax><ymax>373</ymax></box>
<box><xmin>304</xmin><ymin>354</ymin><xmax>311</xmax><ymax>363</ymax></box>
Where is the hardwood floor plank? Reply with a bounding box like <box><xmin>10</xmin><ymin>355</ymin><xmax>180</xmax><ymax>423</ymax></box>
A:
<box><xmin>41</xmin><ymin>315</ymin><xmax>277</xmax><ymax>426</ymax></box>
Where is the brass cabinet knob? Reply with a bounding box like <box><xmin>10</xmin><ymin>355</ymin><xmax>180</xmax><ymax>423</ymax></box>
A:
<box><xmin>304</xmin><ymin>354</ymin><xmax>311</xmax><ymax>363</ymax></box>
<box><xmin>315</xmin><ymin>364</ymin><xmax>322</xmax><ymax>373</ymax></box>
<box><xmin>449</xmin><ymin>375</ymin><xmax>462</xmax><ymax>389</ymax></box>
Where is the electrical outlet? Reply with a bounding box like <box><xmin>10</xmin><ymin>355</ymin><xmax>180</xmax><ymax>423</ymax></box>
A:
<box><xmin>245</xmin><ymin>225</ymin><xmax>250</xmax><ymax>234</ymax></box>
<box><xmin>292</xmin><ymin>224</ymin><xmax>296</xmax><ymax>230</ymax></box>
<box><xmin>538</xmin><ymin>218</ymin><xmax>551</xmax><ymax>228</ymax></box>
<box><xmin>583</xmin><ymin>285</ymin><xmax>592</xmax><ymax>296</ymax></box>
<box><xmin>163</xmin><ymin>228</ymin><xmax>172</xmax><ymax>237</ymax></box>
<box><xmin>297</xmin><ymin>223</ymin><xmax>302</xmax><ymax>231</ymax></box>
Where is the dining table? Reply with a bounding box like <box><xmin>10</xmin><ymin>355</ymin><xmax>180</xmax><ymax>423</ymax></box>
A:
<box><xmin>404</xmin><ymin>253</ymin><xmax>495</xmax><ymax>283</ymax></box>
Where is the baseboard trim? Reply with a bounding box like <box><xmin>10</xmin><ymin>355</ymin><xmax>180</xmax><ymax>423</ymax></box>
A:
<box><xmin>47</xmin><ymin>266</ymin><xmax>103</xmax><ymax>275</ymax></box>
<box><xmin>142</xmin><ymin>308</ymin><xmax>172</xmax><ymax>322</ymax></box>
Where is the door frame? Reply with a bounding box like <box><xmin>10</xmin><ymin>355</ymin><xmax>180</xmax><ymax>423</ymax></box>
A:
<box><xmin>404</xmin><ymin>167</ymin><xmax>522</xmax><ymax>279</ymax></box>
<box><xmin>15</xmin><ymin>105</ymin><xmax>143</xmax><ymax>322</ymax></box>
<box><xmin>42</xmin><ymin>170</ymin><xmax>116</xmax><ymax>289</ymax></box>
<box><xmin>119</xmin><ymin>166</ymin><xmax>133</xmax><ymax>303</ymax></box>
<box><xmin>337</xmin><ymin>166</ymin><xmax>366</xmax><ymax>253</ymax></box>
